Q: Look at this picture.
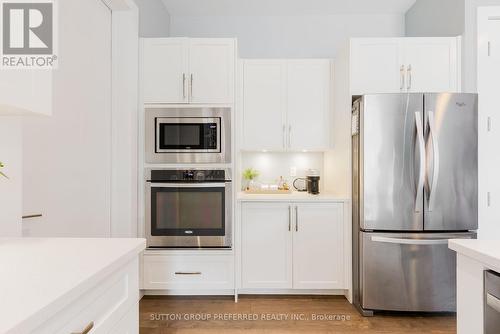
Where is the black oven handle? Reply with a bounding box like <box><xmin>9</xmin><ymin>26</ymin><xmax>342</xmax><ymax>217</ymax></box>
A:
<box><xmin>149</xmin><ymin>182</ymin><xmax>227</xmax><ymax>188</ymax></box>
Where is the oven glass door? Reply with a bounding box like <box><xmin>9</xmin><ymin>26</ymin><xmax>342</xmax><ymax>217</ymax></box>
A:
<box><xmin>151</xmin><ymin>183</ymin><xmax>225</xmax><ymax>236</ymax></box>
<box><xmin>156</xmin><ymin>117</ymin><xmax>220</xmax><ymax>153</ymax></box>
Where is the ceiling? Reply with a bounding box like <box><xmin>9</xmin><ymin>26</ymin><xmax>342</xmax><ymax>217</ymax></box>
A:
<box><xmin>161</xmin><ymin>0</ymin><xmax>417</xmax><ymax>16</ymax></box>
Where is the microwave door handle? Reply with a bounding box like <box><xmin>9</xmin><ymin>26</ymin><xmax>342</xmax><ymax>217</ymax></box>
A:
<box><xmin>150</xmin><ymin>183</ymin><xmax>227</xmax><ymax>188</ymax></box>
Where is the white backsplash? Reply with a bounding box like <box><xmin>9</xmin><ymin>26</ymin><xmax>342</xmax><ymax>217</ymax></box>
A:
<box><xmin>240</xmin><ymin>152</ymin><xmax>324</xmax><ymax>189</ymax></box>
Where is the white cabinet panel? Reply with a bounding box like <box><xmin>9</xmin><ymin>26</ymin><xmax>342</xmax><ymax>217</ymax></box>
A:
<box><xmin>242</xmin><ymin>60</ymin><xmax>287</xmax><ymax>151</ymax></box>
<box><xmin>404</xmin><ymin>38</ymin><xmax>459</xmax><ymax>93</ymax></box>
<box><xmin>188</xmin><ymin>38</ymin><xmax>235</xmax><ymax>103</ymax></box>
<box><xmin>350</xmin><ymin>38</ymin><xmax>403</xmax><ymax>94</ymax></box>
<box><xmin>240</xmin><ymin>201</ymin><xmax>346</xmax><ymax>290</ymax></box>
<box><xmin>142</xmin><ymin>38</ymin><xmax>188</xmax><ymax>104</ymax></box>
<box><xmin>292</xmin><ymin>203</ymin><xmax>344</xmax><ymax>289</ymax></box>
<box><xmin>110</xmin><ymin>304</ymin><xmax>139</xmax><ymax>334</ymax></box>
<box><xmin>143</xmin><ymin>254</ymin><xmax>234</xmax><ymax>290</ymax></box>
<box><xmin>287</xmin><ymin>60</ymin><xmax>331</xmax><ymax>150</ymax></box>
<box><xmin>241</xmin><ymin>202</ymin><xmax>292</xmax><ymax>288</ymax></box>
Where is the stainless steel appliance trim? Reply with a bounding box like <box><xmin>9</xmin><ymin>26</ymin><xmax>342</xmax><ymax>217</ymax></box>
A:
<box><xmin>487</xmin><ymin>293</ymin><xmax>500</xmax><ymax>313</ymax></box>
<box><xmin>155</xmin><ymin>117</ymin><xmax>221</xmax><ymax>153</ymax></box>
<box><xmin>371</xmin><ymin>235</ymin><xmax>451</xmax><ymax>245</ymax></box>
<box><xmin>145</xmin><ymin>107</ymin><xmax>231</xmax><ymax>164</ymax></box>
<box><xmin>415</xmin><ymin>111</ymin><xmax>425</xmax><ymax>213</ymax></box>
<box><xmin>150</xmin><ymin>183</ymin><xmax>227</xmax><ymax>188</ymax></box>
<box><xmin>427</xmin><ymin>110</ymin><xmax>440</xmax><ymax>211</ymax></box>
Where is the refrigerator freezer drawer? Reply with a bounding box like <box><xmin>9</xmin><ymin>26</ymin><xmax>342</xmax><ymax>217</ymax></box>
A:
<box><xmin>360</xmin><ymin>231</ymin><xmax>476</xmax><ymax>312</ymax></box>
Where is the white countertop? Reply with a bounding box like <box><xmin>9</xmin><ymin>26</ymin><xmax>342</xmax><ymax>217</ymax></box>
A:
<box><xmin>237</xmin><ymin>191</ymin><xmax>349</xmax><ymax>202</ymax></box>
<box><xmin>0</xmin><ymin>238</ymin><xmax>146</xmax><ymax>333</ymax></box>
<box><xmin>449</xmin><ymin>239</ymin><xmax>500</xmax><ymax>272</ymax></box>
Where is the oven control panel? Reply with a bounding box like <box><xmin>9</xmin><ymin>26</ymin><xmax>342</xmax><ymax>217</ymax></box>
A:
<box><xmin>150</xmin><ymin>169</ymin><xmax>227</xmax><ymax>182</ymax></box>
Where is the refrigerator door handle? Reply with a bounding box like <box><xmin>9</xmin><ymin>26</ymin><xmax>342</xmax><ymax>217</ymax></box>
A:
<box><xmin>427</xmin><ymin>110</ymin><xmax>440</xmax><ymax>211</ymax></box>
<box><xmin>415</xmin><ymin>111</ymin><xmax>425</xmax><ymax>213</ymax></box>
<box><xmin>371</xmin><ymin>236</ymin><xmax>449</xmax><ymax>245</ymax></box>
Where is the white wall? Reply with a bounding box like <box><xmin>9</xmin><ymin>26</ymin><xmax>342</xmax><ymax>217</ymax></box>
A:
<box><xmin>170</xmin><ymin>14</ymin><xmax>405</xmax><ymax>58</ymax></box>
<box><xmin>0</xmin><ymin>118</ymin><xmax>22</xmax><ymax>237</ymax></box>
<box><xmin>241</xmin><ymin>152</ymin><xmax>325</xmax><ymax>191</ymax></box>
<box><xmin>134</xmin><ymin>0</ymin><xmax>170</xmax><ymax>37</ymax></box>
<box><xmin>405</xmin><ymin>0</ymin><xmax>465</xmax><ymax>37</ymax></box>
<box><xmin>22</xmin><ymin>0</ymin><xmax>112</xmax><ymax>237</ymax></box>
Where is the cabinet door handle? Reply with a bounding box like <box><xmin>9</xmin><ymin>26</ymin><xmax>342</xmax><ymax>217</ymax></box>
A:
<box><xmin>175</xmin><ymin>271</ymin><xmax>202</xmax><ymax>275</ymax></box>
<box><xmin>283</xmin><ymin>125</ymin><xmax>286</xmax><ymax>149</ymax></box>
<box><xmin>400</xmin><ymin>65</ymin><xmax>405</xmax><ymax>91</ymax></box>
<box><xmin>288</xmin><ymin>125</ymin><xmax>292</xmax><ymax>148</ymax></box>
<box><xmin>190</xmin><ymin>74</ymin><xmax>194</xmax><ymax>99</ymax></box>
<box><xmin>407</xmin><ymin>65</ymin><xmax>412</xmax><ymax>90</ymax></box>
<box><xmin>295</xmin><ymin>206</ymin><xmax>298</xmax><ymax>232</ymax></box>
<box><xmin>288</xmin><ymin>206</ymin><xmax>292</xmax><ymax>231</ymax></box>
<box><xmin>22</xmin><ymin>214</ymin><xmax>42</xmax><ymax>219</ymax></box>
<box><xmin>182</xmin><ymin>73</ymin><xmax>186</xmax><ymax>99</ymax></box>
<box><xmin>72</xmin><ymin>322</ymin><xmax>94</xmax><ymax>334</ymax></box>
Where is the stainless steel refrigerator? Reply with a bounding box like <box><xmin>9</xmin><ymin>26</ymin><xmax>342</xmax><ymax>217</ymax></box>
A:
<box><xmin>351</xmin><ymin>93</ymin><xmax>478</xmax><ymax>316</ymax></box>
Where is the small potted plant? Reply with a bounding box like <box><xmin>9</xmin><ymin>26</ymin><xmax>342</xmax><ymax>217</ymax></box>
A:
<box><xmin>0</xmin><ymin>161</ymin><xmax>8</xmax><ymax>179</ymax></box>
<box><xmin>242</xmin><ymin>168</ymin><xmax>259</xmax><ymax>191</ymax></box>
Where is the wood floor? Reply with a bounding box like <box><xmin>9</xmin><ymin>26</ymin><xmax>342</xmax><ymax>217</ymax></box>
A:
<box><xmin>140</xmin><ymin>295</ymin><xmax>456</xmax><ymax>334</ymax></box>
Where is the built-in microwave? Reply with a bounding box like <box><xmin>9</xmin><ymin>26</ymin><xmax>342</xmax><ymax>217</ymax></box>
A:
<box><xmin>145</xmin><ymin>107</ymin><xmax>231</xmax><ymax>164</ymax></box>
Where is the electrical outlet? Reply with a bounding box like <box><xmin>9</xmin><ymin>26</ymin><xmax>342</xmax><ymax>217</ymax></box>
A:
<box><xmin>290</xmin><ymin>166</ymin><xmax>297</xmax><ymax>177</ymax></box>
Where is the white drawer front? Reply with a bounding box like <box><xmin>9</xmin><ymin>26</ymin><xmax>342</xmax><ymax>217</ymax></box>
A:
<box><xmin>35</xmin><ymin>258</ymin><xmax>139</xmax><ymax>334</ymax></box>
<box><xmin>143</xmin><ymin>254</ymin><xmax>234</xmax><ymax>290</ymax></box>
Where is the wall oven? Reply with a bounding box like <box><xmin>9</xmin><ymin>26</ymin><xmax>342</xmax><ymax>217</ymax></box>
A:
<box><xmin>145</xmin><ymin>107</ymin><xmax>231</xmax><ymax>164</ymax></box>
<box><xmin>146</xmin><ymin>169</ymin><xmax>232</xmax><ymax>248</ymax></box>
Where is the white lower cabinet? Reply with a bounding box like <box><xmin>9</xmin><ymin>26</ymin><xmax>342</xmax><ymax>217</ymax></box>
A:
<box><xmin>241</xmin><ymin>203</ymin><xmax>293</xmax><ymax>288</ymax></box>
<box><xmin>241</xmin><ymin>202</ymin><xmax>345</xmax><ymax>290</ymax></box>
<box><xmin>34</xmin><ymin>258</ymin><xmax>140</xmax><ymax>333</ymax></box>
<box><xmin>142</xmin><ymin>253</ymin><xmax>234</xmax><ymax>290</ymax></box>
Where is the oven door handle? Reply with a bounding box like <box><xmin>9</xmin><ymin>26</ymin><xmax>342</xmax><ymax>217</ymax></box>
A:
<box><xmin>149</xmin><ymin>183</ymin><xmax>227</xmax><ymax>188</ymax></box>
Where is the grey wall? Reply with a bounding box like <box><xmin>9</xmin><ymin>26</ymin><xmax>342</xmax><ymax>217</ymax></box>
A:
<box><xmin>170</xmin><ymin>14</ymin><xmax>405</xmax><ymax>58</ymax></box>
<box><xmin>134</xmin><ymin>0</ymin><xmax>170</xmax><ymax>37</ymax></box>
<box><xmin>405</xmin><ymin>0</ymin><xmax>465</xmax><ymax>37</ymax></box>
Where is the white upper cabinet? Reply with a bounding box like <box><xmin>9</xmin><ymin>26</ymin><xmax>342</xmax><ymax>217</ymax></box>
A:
<box><xmin>287</xmin><ymin>60</ymin><xmax>331</xmax><ymax>151</ymax></box>
<box><xmin>142</xmin><ymin>38</ymin><xmax>188</xmax><ymax>104</ymax></box>
<box><xmin>350</xmin><ymin>38</ymin><xmax>403</xmax><ymax>94</ymax></box>
<box><xmin>188</xmin><ymin>39</ymin><xmax>235</xmax><ymax>103</ymax></box>
<box><xmin>242</xmin><ymin>59</ymin><xmax>333</xmax><ymax>152</ymax></box>
<box><xmin>350</xmin><ymin>37</ymin><xmax>461</xmax><ymax>94</ymax></box>
<box><xmin>242</xmin><ymin>60</ymin><xmax>287</xmax><ymax>151</ymax></box>
<box><xmin>403</xmin><ymin>38</ymin><xmax>459</xmax><ymax>93</ymax></box>
<box><xmin>142</xmin><ymin>38</ymin><xmax>235</xmax><ymax>104</ymax></box>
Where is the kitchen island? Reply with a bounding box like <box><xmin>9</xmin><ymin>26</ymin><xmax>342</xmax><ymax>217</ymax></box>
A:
<box><xmin>0</xmin><ymin>238</ymin><xmax>146</xmax><ymax>334</ymax></box>
<box><xmin>449</xmin><ymin>239</ymin><xmax>500</xmax><ymax>334</ymax></box>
